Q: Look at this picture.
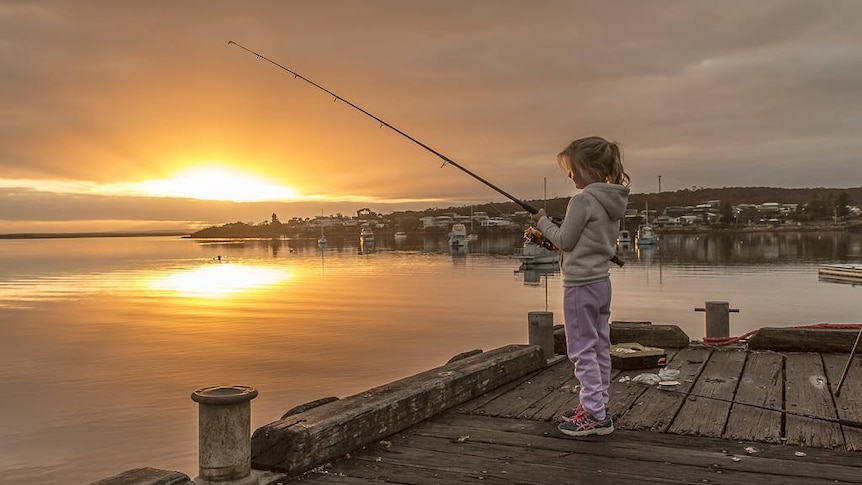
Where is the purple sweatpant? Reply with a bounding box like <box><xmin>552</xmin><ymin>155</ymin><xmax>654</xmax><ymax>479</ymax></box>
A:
<box><xmin>563</xmin><ymin>279</ymin><xmax>612</xmax><ymax>419</ymax></box>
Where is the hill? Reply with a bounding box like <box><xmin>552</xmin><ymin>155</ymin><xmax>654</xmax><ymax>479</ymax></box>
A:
<box><xmin>408</xmin><ymin>186</ymin><xmax>862</xmax><ymax>218</ymax></box>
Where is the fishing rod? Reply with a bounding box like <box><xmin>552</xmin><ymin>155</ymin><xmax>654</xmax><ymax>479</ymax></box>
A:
<box><xmin>227</xmin><ymin>41</ymin><xmax>625</xmax><ymax>267</ymax></box>
<box><xmin>629</xmin><ymin>381</ymin><xmax>862</xmax><ymax>430</ymax></box>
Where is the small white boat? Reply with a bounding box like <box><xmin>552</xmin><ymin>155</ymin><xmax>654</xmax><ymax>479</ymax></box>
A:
<box><xmin>449</xmin><ymin>223</ymin><xmax>468</xmax><ymax>248</ymax></box>
<box><xmin>394</xmin><ymin>231</ymin><xmax>407</xmax><ymax>242</ymax></box>
<box><xmin>617</xmin><ymin>229</ymin><xmax>632</xmax><ymax>245</ymax></box>
<box><xmin>514</xmin><ymin>240</ymin><xmax>560</xmax><ymax>265</ymax></box>
<box><xmin>360</xmin><ymin>226</ymin><xmax>375</xmax><ymax>243</ymax></box>
<box><xmin>818</xmin><ymin>263</ymin><xmax>862</xmax><ymax>284</ymax></box>
<box><xmin>318</xmin><ymin>235</ymin><xmax>328</xmax><ymax>247</ymax></box>
<box><xmin>636</xmin><ymin>225</ymin><xmax>657</xmax><ymax>246</ymax></box>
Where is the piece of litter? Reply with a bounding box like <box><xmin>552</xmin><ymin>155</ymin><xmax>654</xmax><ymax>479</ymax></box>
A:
<box><xmin>456</xmin><ymin>435</ymin><xmax>470</xmax><ymax>443</ymax></box>
<box><xmin>658</xmin><ymin>368</ymin><xmax>681</xmax><ymax>380</ymax></box>
<box><xmin>438</xmin><ymin>371</ymin><xmax>453</xmax><ymax>377</ymax></box>
<box><xmin>658</xmin><ymin>380</ymin><xmax>680</xmax><ymax>386</ymax></box>
<box><xmin>794</xmin><ymin>451</ymin><xmax>807</xmax><ymax>457</ymax></box>
<box><xmin>731</xmin><ymin>457</ymin><xmax>742</xmax><ymax>462</ymax></box>
<box><xmin>618</xmin><ymin>376</ymin><xmax>631</xmax><ymax>383</ymax></box>
<box><xmin>632</xmin><ymin>373</ymin><xmax>661</xmax><ymax>385</ymax></box>
<box><xmin>745</xmin><ymin>446</ymin><xmax>759</xmax><ymax>454</ymax></box>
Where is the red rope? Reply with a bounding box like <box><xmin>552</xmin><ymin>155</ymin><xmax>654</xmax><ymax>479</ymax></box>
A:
<box><xmin>701</xmin><ymin>323</ymin><xmax>862</xmax><ymax>346</ymax></box>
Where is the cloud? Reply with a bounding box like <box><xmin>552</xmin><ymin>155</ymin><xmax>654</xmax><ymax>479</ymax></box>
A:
<box><xmin>2</xmin><ymin>1</ymin><xmax>862</xmax><ymax>229</ymax></box>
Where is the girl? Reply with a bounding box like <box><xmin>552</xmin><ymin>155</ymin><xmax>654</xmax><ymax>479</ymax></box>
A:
<box><xmin>531</xmin><ymin>136</ymin><xmax>631</xmax><ymax>437</ymax></box>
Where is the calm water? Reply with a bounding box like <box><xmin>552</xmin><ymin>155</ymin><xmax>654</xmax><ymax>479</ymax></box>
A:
<box><xmin>1</xmin><ymin>232</ymin><xmax>860</xmax><ymax>484</ymax></box>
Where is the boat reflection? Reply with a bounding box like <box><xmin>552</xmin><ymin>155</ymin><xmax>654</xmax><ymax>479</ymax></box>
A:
<box><xmin>514</xmin><ymin>262</ymin><xmax>560</xmax><ymax>286</ymax></box>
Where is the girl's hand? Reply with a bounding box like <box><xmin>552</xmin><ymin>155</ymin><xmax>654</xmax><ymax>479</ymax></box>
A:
<box><xmin>531</xmin><ymin>208</ymin><xmax>547</xmax><ymax>223</ymax></box>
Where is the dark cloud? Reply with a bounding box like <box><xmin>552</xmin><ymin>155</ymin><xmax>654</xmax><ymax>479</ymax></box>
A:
<box><xmin>1</xmin><ymin>1</ymin><xmax>861</xmax><ymax>228</ymax></box>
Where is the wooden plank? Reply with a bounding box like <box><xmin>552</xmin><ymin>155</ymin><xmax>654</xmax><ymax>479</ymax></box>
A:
<box><xmin>607</xmin><ymin>349</ymin><xmax>680</xmax><ymax>420</ymax></box>
<box><xmin>554</xmin><ymin>324</ymin><xmax>690</xmax><ymax>355</ymax></box>
<box><xmin>615</xmin><ymin>346</ymin><xmax>712</xmax><ymax>432</ymax></box>
<box><xmin>88</xmin><ymin>468</ymin><xmax>192</xmax><ymax>485</ymax></box>
<box><xmin>470</xmin><ymin>358</ymin><xmax>572</xmax><ymax>418</ymax></box>
<box><xmin>669</xmin><ymin>348</ymin><xmax>747</xmax><ymax>437</ymax></box>
<box><xmin>822</xmin><ymin>353</ymin><xmax>862</xmax><ymax>451</ymax></box>
<box><xmin>409</xmin><ymin>413</ymin><xmax>862</xmax><ymax>484</ymax></box>
<box><xmin>610</xmin><ymin>322</ymin><xmax>691</xmax><ymax>348</ymax></box>
<box><xmin>250</xmin><ymin>344</ymin><xmax>545</xmax><ymax>475</ymax></box>
<box><xmin>749</xmin><ymin>327</ymin><xmax>861</xmax><ymax>353</ymax></box>
<box><xmin>430</xmin><ymin>412</ymin><xmax>862</xmax><ymax>469</ymax></box>
<box><xmin>724</xmin><ymin>351</ymin><xmax>784</xmax><ymax>444</ymax></box>
<box><xmin>351</xmin><ymin>443</ymin><xmax>687</xmax><ymax>484</ymax></box>
<box><xmin>453</xmin><ymin>367</ymin><xmax>544</xmax><ymax>415</ymax></box>
<box><xmin>507</xmin><ymin>359</ymin><xmax>576</xmax><ymax>420</ymax></box>
<box><xmin>784</xmin><ymin>352</ymin><xmax>844</xmax><ymax>448</ymax></box>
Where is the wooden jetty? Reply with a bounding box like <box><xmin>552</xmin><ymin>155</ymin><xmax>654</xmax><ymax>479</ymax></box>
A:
<box><xmin>819</xmin><ymin>263</ymin><xmax>862</xmax><ymax>285</ymax></box>
<box><xmin>94</xmin><ymin>323</ymin><xmax>862</xmax><ymax>485</ymax></box>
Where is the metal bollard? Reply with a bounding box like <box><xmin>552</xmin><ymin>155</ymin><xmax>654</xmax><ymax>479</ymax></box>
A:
<box><xmin>528</xmin><ymin>311</ymin><xmax>555</xmax><ymax>362</ymax></box>
<box><xmin>191</xmin><ymin>385</ymin><xmax>259</xmax><ymax>485</ymax></box>
<box><xmin>694</xmin><ymin>301</ymin><xmax>740</xmax><ymax>339</ymax></box>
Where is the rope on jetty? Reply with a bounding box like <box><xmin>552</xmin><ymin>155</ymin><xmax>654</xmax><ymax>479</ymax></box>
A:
<box><xmin>702</xmin><ymin>323</ymin><xmax>862</xmax><ymax>346</ymax></box>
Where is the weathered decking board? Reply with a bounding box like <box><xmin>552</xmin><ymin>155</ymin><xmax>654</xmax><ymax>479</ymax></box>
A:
<box><xmin>605</xmin><ymin>348</ymin><xmax>681</xmax><ymax>419</ymax></box>
<box><xmin>723</xmin><ymin>350</ymin><xmax>784</xmax><ymax>443</ymax></box>
<box><xmin>295</xmin><ymin>413</ymin><xmax>862</xmax><ymax>484</ymax></box>
<box><xmin>784</xmin><ymin>352</ymin><xmax>844</xmax><ymax>448</ymax></box>
<box><xmin>466</xmin><ymin>357</ymin><xmax>576</xmax><ymax>419</ymax></box>
<box><xmin>615</xmin><ymin>346</ymin><xmax>713</xmax><ymax>432</ymax></box>
<box><xmin>822</xmin><ymin>353</ymin><xmax>862</xmax><ymax>451</ymax></box>
<box><xmin>669</xmin><ymin>347</ymin><xmax>746</xmax><ymax>436</ymax></box>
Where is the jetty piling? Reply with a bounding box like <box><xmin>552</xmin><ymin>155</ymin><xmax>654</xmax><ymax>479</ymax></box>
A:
<box><xmin>527</xmin><ymin>311</ymin><xmax>555</xmax><ymax>362</ymax></box>
<box><xmin>190</xmin><ymin>385</ymin><xmax>259</xmax><ymax>485</ymax></box>
<box><xmin>695</xmin><ymin>300</ymin><xmax>739</xmax><ymax>339</ymax></box>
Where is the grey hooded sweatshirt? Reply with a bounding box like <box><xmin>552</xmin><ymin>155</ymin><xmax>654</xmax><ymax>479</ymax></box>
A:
<box><xmin>536</xmin><ymin>182</ymin><xmax>630</xmax><ymax>287</ymax></box>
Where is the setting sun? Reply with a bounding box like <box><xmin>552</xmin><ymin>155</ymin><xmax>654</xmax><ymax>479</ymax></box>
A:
<box><xmin>136</xmin><ymin>167</ymin><xmax>300</xmax><ymax>202</ymax></box>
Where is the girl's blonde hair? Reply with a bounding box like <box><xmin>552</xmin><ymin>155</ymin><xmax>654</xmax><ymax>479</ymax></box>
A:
<box><xmin>557</xmin><ymin>136</ymin><xmax>631</xmax><ymax>187</ymax></box>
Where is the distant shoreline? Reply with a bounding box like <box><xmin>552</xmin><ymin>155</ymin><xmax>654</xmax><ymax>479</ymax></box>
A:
<box><xmin>0</xmin><ymin>231</ymin><xmax>190</xmax><ymax>240</ymax></box>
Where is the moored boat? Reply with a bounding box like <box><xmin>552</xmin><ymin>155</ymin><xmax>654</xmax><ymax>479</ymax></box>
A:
<box><xmin>818</xmin><ymin>263</ymin><xmax>862</xmax><ymax>283</ymax></box>
<box><xmin>636</xmin><ymin>224</ymin><xmax>657</xmax><ymax>246</ymax></box>
<box><xmin>617</xmin><ymin>229</ymin><xmax>632</xmax><ymax>245</ymax></box>
<box><xmin>449</xmin><ymin>223</ymin><xmax>468</xmax><ymax>248</ymax></box>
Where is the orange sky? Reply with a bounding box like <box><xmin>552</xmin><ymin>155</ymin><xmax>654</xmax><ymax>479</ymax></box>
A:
<box><xmin>2</xmin><ymin>1</ymin><xmax>862</xmax><ymax>233</ymax></box>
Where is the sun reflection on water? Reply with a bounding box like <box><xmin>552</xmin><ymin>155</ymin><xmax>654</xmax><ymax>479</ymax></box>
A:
<box><xmin>146</xmin><ymin>263</ymin><xmax>293</xmax><ymax>298</ymax></box>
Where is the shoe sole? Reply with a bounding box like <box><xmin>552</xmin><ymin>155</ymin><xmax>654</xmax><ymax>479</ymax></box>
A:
<box><xmin>557</xmin><ymin>423</ymin><xmax>615</xmax><ymax>437</ymax></box>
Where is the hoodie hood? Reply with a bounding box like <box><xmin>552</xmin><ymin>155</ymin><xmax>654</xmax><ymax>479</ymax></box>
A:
<box><xmin>583</xmin><ymin>183</ymin><xmax>630</xmax><ymax>221</ymax></box>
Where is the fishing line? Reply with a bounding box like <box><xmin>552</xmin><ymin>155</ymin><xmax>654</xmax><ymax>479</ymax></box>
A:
<box><xmin>227</xmin><ymin>41</ymin><xmax>625</xmax><ymax>267</ymax></box>
<box><xmin>227</xmin><ymin>41</ymin><xmax>537</xmax><ymax>213</ymax></box>
<box><xmin>627</xmin><ymin>380</ymin><xmax>862</xmax><ymax>429</ymax></box>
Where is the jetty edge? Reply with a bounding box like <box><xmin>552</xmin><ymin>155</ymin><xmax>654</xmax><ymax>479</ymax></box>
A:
<box><xmin>91</xmin><ymin>321</ymin><xmax>862</xmax><ymax>485</ymax></box>
<box><xmin>250</xmin><ymin>344</ymin><xmax>545</xmax><ymax>475</ymax></box>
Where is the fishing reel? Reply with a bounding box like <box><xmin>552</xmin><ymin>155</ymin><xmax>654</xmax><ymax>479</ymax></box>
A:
<box><xmin>524</xmin><ymin>227</ymin><xmax>558</xmax><ymax>251</ymax></box>
<box><xmin>524</xmin><ymin>225</ymin><xmax>626</xmax><ymax>267</ymax></box>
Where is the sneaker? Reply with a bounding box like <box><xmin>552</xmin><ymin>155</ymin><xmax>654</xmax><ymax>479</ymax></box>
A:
<box><xmin>557</xmin><ymin>411</ymin><xmax>614</xmax><ymax>437</ymax></box>
<box><xmin>560</xmin><ymin>403</ymin><xmax>585</xmax><ymax>421</ymax></box>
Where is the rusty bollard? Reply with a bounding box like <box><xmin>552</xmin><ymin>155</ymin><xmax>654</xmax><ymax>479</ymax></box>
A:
<box><xmin>695</xmin><ymin>301</ymin><xmax>740</xmax><ymax>339</ymax></box>
<box><xmin>191</xmin><ymin>385</ymin><xmax>259</xmax><ymax>485</ymax></box>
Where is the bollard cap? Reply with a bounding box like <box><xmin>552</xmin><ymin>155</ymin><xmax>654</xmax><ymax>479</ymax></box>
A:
<box><xmin>191</xmin><ymin>385</ymin><xmax>258</xmax><ymax>405</ymax></box>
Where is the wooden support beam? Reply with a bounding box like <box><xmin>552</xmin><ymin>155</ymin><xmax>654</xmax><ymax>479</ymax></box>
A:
<box><xmin>87</xmin><ymin>468</ymin><xmax>192</xmax><ymax>485</ymax></box>
<box><xmin>250</xmin><ymin>344</ymin><xmax>545</xmax><ymax>476</ymax></box>
<box><xmin>555</xmin><ymin>323</ymin><xmax>691</xmax><ymax>354</ymax></box>
<box><xmin>748</xmin><ymin>327</ymin><xmax>862</xmax><ymax>353</ymax></box>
